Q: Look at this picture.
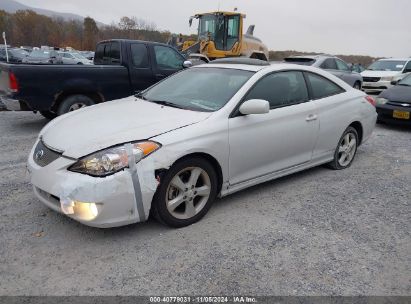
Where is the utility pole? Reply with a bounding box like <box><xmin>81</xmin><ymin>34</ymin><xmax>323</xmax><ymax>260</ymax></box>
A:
<box><xmin>2</xmin><ymin>32</ymin><xmax>8</xmax><ymax>63</ymax></box>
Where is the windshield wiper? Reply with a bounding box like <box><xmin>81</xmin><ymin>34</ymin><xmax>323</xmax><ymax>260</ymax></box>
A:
<box><xmin>398</xmin><ymin>83</ymin><xmax>411</xmax><ymax>87</ymax></box>
<box><xmin>135</xmin><ymin>91</ymin><xmax>148</xmax><ymax>100</ymax></box>
<box><xmin>148</xmin><ymin>100</ymin><xmax>186</xmax><ymax>109</ymax></box>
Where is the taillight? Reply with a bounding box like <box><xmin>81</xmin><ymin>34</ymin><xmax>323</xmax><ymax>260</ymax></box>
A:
<box><xmin>365</xmin><ymin>96</ymin><xmax>376</xmax><ymax>107</ymax></box>
<box><xmin>9</xmin><ymin>72</ymin><xmax>19</xmax><ymax>93</ymax></box>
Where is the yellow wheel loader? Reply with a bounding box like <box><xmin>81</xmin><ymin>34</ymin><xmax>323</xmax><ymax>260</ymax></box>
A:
<box><xmin>172</xmin><ymin>11</ymin><xmax>269</xmax><ymax>62</ymax></box>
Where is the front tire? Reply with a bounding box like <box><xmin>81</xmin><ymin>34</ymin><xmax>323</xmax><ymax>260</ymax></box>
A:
<box><xmin>151</xmin><ymin>157</ymin><xmax>218</xmax><ymax>228</ymax></box>
<box><xmin>328</xmin><ymin>126</ymin><xmax>359</xmax><ymax>170</ymax></box>
<box><xmin>57</xmin><ymin>95</ymin><xmax>95</xmax><ymax>116</ymax></box>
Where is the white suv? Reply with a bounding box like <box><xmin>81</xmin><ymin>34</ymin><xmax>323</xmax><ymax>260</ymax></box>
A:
<box><xmin>361</xmin><ymin>58</ymin><xmax>411</xmax><ymax>94</ymax></box>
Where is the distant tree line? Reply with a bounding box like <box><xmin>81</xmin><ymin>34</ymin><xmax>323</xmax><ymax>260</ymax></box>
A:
<box><xmin>0</xmin><ymin>9</ymin><xmax>377</xmax><ymax>65</ymax></box>
<box><xmin>0</xmin><ymin>9</ymin><xmax>195</xmax><ymax>50</ymax></box>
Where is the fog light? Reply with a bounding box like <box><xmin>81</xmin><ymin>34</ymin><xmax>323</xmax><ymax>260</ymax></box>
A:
<box><xmin>60</xmin><ymin>198</ymin><xmax>99</xmax><ymax>221</ymax></box>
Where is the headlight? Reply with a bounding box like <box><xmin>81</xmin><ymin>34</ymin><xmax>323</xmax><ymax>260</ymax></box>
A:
<box><xmin>381</xmin><ymin>76</ymin><xmax>394</xmax><ymax>81</ymax></box>
<box><xmin>69</xmin><ymin>141</ymin><xmax>160</xmax><ymax>176</ymax></box>
<box><xmin>375</xmin><ymin>97</ymin><xmax>388</xmax><ymax>105</ymax></box>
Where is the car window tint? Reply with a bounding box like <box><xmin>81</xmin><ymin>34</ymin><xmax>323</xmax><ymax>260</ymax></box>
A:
<box><xmin>130</xmin><ymin>43</ymin><xmax>149</xmax><ymax>68</ymax></box>
<box><xmin>110</xmin><ymin>42</ymin><xmax>121</xmax><ymax>65</ymax></box>
<box><xmin>336</xmin><ymin>59</ymin><xmax>350</xmax><ymax>71</ymax></box>
<box><xmin>306</xmin><ymin>72</ymin><xmax>344</xmax><ymax>99</ymax></box>
<box><xmin>244</xmin><ymin>71</ymin><xmax>309</xmax><ymax>108</ymax></box>
<box><xmin>404</xmin><ymin>61</ymin><xmax>411</xmax><ymax>72</ymax></box>
<box><xmin>320</xmin><ymin>58</ymin><xmax>337</xmax><ymax>70</ymax></box>
<box><xmin>154</xmin><ymin>45</ymin><xmax>184</xmax><ymax>69</ymax></box>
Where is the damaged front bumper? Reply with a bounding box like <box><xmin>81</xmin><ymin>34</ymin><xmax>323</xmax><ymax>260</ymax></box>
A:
<box><xmin>27</xmin><ymin>139</ymin><xmax>158</xmax><ymax>228</ymax></box>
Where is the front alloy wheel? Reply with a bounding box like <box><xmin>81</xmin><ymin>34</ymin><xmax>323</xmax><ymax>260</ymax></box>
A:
<box><xmin>152</xmin><ymin>157</ymin><xmax>218</xmax><ymax>227</ymax></box>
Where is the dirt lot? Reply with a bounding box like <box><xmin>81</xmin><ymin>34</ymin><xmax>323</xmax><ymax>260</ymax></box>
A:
<box><xmin>0</xmin><ymin>111</ymin><xmax>410</xmax><ymax>296</ymax></box>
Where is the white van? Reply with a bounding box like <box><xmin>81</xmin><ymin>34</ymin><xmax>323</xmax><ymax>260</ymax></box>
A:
<box><xmin>361</xmin><ymin>58</ymin><xmax>411</xmax><ymax>94</ymax></box>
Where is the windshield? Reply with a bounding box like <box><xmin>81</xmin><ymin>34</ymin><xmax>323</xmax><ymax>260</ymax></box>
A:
<box><xmin>367</xmin><ymin>60</ymin><xmax>406</xmax><ymax>71</ymax></box>
<box><xmin>10</xmin><ymin>49</ymin><xmax>28</xmax><ymax>58</ymax></box>
<box><xmin>29</xmin><ymin>50</ymin><xmax>51</xmax><ymax>58</ymax></box>
<box><xmin>198</xmin><ymin>14</ymin><xmax>224</xmax><ymax>39</ymax></box>
<box><xmin>71</xmin><ymin>53</ymin><xmax>86</xmax><ymax>59</ymax></box>
<box><xmin>399</xmin><ymin>74</ymin><xmax>411</xmax><ymax>86</ymax></box>
<box><xmin>142</xmin><ymin>67</ymin><xmax>254</xmax><ymax>112</ymax></box>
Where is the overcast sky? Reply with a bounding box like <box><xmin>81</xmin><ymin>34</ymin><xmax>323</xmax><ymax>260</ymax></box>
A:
<box><xmin>18</xmin><ymin>0</ymin><xmax>411</xmax><ymax>57</ymax></box>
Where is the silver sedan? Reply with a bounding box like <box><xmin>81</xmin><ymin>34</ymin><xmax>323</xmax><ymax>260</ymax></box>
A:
<box><xmin>27</xmin><ymin>59</ymin><xmax>377</xmax><ymax>228</ymax></box>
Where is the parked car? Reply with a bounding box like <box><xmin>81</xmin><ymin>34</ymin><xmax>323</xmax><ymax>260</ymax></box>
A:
<box><xmin>22</xmin><ymin>49</ymin><xmax>63</xmax><ymax>64</ymax></box>
<box><xmin>58</xmin><ymin>51</ymin><xmax>93</xmax><ymax>65</ymax></box>
<box><xmin>0</xmin><ymin>39</ymin><xmax>191</xmax><ymax>119</ymax></box>
<box><xmin>361</xmin><ymin>58</ymin><xmax>411</xmax><ymax>94</ymax></box>
<box><xmin>284</xmin><ymin>55</ymin><xmax>363</xmax><ymax>89</ymax></box>
<box><xmin>375</xmin><ymin>73</ymin><xmax>411</xmax><ymax>124</ymax></box>
<box><xmin>27</xmin><ymin>58</ymin><xmax>377</xmax><ymax>228</ymax></box>
<box><xmin>349</xmin><ymin>63</ymin><xmax>365</xmax><ymax>73</ymax></box>
<box><xmin>0</xmin><ymin>48</ymin><xmax>29</xmax><ymax>63</ymax></box>
<box><xmin>80</xmin><ymin>51</ymin><xmax>95</xmax><ymax>60</ymax></box>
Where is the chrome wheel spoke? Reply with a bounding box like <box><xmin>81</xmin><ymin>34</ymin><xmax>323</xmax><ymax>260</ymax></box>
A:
<box><xmin>185</xmin><ymin>200</ymin><xmax>196</xmax><ymax>218</ymax></box>
<box><xmin>170</xmin><ymin>175</ymin><xmax>186</xmax><ymax>191</ymax></box>
<box><xmin>195</xmin><ymin>185</ymin><xmax>210</xmax><ymax>197</ymax></box>
<box><xmin>188</xmin><ymin>168</ymin><xmax>202</xmax><ymax>187</ymax></box>
<box><xmin>167</xmin><ymin>195</ymin><xmax>185</xmax><ymax>211</ymax></box>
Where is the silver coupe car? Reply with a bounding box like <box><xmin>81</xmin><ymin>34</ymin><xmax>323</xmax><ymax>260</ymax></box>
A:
<box><xmin>27</xmin><ymin>59</ymin><xmax>377</xmax><ymax>228</ymax></box>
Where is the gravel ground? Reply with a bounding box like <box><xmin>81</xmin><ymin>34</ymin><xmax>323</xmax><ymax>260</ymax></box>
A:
<box><xmin>0</xmin><ymin>111</ymin><xmax>410</xmax><ymax>296</ymax></box>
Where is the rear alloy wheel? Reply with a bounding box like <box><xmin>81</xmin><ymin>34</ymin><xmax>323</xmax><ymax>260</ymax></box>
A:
<box><xmin>152</xmin><ymin>157</ymin><xmax>218</xmax><ymax>227</ymax></box>
<box><xmin>328</xmin><ymin>127</ymin><xmax>359</xmax><ymax>170</ymax></box>
<box><xmin>57</xmin><ymin>95</ymin><xmax>95</xmax><ymax>116</ymax></box>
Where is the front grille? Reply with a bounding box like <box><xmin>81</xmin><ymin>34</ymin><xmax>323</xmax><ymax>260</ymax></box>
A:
<box><xmin>363</xmin><ymin>77</ymin><xmax>381</xmax><ymax>82</ymax></box>
<box><xmin>33</xmin><ymin>140</ymin><xmax>62</xmax><ymax>167</ymax></box>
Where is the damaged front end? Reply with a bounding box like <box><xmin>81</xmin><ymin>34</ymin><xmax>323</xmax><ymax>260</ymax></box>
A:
<box><xmin>28</xmin><ymin>139</ymin><xmax>161</xmax><ymax>228</ymax></box>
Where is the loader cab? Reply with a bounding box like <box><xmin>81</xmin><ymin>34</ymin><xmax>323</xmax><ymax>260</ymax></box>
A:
<box><xmin>193</xmin><ymin>12</ymin><xmax>243</xmax><ymax>52</ymax></box>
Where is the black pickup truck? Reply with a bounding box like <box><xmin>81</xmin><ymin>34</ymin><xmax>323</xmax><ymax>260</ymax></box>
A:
<box><xmin>0</xmin><ymin>39</ymin><xmax>190</xmax><ymax>118</ymax></box>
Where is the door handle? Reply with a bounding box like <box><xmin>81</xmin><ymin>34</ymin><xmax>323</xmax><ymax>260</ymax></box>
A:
<box><xmin>306</xmin><ymin>114</ymin><xmax>318</xmax><ymax>122</ymax></box>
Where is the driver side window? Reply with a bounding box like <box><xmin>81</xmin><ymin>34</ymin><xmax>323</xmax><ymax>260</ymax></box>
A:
<box><xmin>244</xmin><ymin>71</ymin><xmax>309</xmax><ymax>109</ymax></box>
<box><xmin>154</xmin><ymin>45</ymin><xmax>184</xmax><ymax>70</ymax></box>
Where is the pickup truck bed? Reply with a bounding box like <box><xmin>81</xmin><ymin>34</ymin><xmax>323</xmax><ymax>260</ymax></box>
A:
<box><xmin>0</xmin><ymin>39</ymin><xmax>188</xmax><ymax>118</ymax></box>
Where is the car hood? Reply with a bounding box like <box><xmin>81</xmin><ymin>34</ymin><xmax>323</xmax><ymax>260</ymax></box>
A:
<box><xmin>379</xmin><ymin>85</ymin><xmax>411</xmax><ymax>102</ymax></box>
<box><xmin>361</xmin><ymin>70</ymin><xmax>400</xmax><ymax>78</ymax></box>
<box><xmin>40</xmin><ymin>97</ymin><xmax>211</xmax><ymax>158</ymax></box>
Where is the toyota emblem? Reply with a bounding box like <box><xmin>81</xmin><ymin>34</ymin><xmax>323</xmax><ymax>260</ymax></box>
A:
<box><xmin>35</xmin><ymin>150</ymin><xmax>44</xmax><ymax>160</ymax></box>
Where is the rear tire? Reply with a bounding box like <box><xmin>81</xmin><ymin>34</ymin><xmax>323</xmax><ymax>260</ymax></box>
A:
<box><xmin>57</xmin><ymin>95</ymin><xmax>95</xmax><ymax>116</ymax></box>
<box><xmin>40</xmin><ymin>110</ymin><xmax>57</xmax><ymax>120</ymax></box>
<box><xmin>328</xmin><ymin>126</ymin><xmax>359</xmax><ymax>170</ymax></box>
<box><xmin>151</xmin><ymin>157</ymin><xmax>218</xmax><ymax>228</ymax></box>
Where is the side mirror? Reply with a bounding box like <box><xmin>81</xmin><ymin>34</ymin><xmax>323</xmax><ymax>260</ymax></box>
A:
<box><xmin>239</xmin><ymin>99</ymin><xmax>270</xmax><ymax>115</ymax></box>
<box><xmin>183</xmin><ymin>60</ymin><xmax>193</xmax><ymax>68</ymax></box>
<box><xmin>390</xmin><ymin>80</ymin><xmax>398</xmax><ymax>85</ymax></box>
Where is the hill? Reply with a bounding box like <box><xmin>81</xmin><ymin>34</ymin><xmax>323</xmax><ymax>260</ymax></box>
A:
<box><xmin>0</xmin><ymin>0</ymin><xmax>103</xmax><ymax>25</ymax></box>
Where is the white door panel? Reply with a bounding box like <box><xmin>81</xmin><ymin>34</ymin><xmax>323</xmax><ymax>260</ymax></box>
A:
<box><xmin>228</xmin><ymin>101</ymin><xmax>319</xmax><ymax>185</ymax></box>
<box><xmin>312</xmin><ymin>93</ymin><xmax>357</xmax><ymax>157</ymax></box>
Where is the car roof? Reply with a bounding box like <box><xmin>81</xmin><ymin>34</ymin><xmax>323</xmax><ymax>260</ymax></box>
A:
<box><xmin>195</xmin><ymin>62</ymin><xmax>322</xmax><ymax>73</ymax></box>
<box><xmin>286</xmin><ymin>54</ymin><xmax>333</xmax><ymax>59</ymax></box>
<box><xmin>378</xmin><ymin>58</ymin><xmax>410</xmax><ymax>61</ymax></box>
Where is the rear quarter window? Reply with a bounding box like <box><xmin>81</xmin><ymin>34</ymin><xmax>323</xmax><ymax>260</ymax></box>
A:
<box><xmin>306</xmin><ymin>72</ymin><xmax>345</xmax><ymax>99</ymax></box>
